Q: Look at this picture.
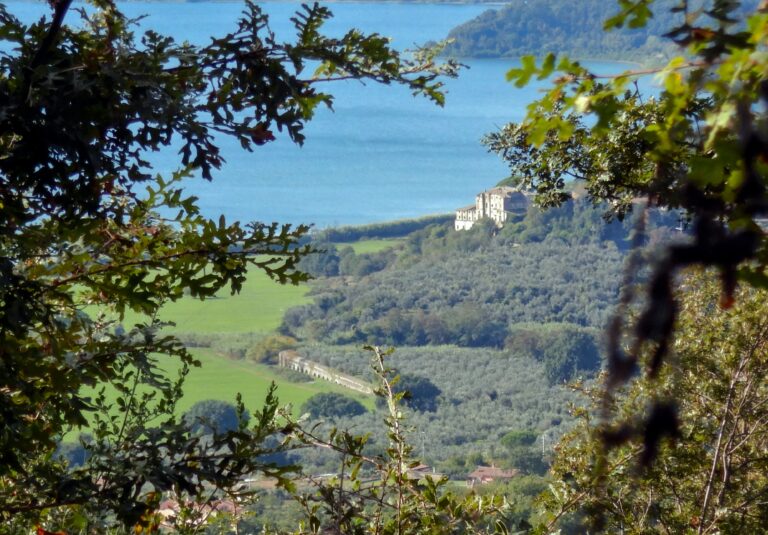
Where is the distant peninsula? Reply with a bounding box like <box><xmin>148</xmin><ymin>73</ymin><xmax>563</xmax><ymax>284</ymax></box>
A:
<box><xmin>443</xmin><ymin>0</ymin><xmax>757</xmax><ymax>62</ymax></box>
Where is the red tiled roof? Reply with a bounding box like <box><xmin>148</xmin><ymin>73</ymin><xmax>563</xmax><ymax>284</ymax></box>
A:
<box><xmin>468</xmin><ymin>466</ymin><xmax>518</xmax><ymax>480</ymax></box>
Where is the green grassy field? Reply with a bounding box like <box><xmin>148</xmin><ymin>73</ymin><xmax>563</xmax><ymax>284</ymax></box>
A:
<box><xmin>75</xmin><ymin>348</ymin><xmax>374</xmax><ymax>435</ymax></box>
<box><xmin>337</xmin><ymin>238</ymin><xmax>402</xmax><ymax>255</ymax></box>
<box><xmin>77</xmin><ymin>245</ymin><xmax>380</xmax><ymax>434</ymax></box>
<box><xmin>108</xmin><ymin>240</ymin><xmax>401</xmax><ymax>334</ymax></box>
<box><xmin>117</xmin><ymin>269</ymin><xmax>310</xmax><ymax>334</ymax></box>
<box><xmin>177</xmin><ymin>349</ymin><xmax>375</xmax><ymax>415</ymax></box>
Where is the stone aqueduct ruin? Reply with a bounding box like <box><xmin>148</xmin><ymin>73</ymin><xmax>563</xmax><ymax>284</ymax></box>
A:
<box><xmin>278</xmin><ymin>350</ymin><xmax>373</xmax><ymax>395</ymax></box>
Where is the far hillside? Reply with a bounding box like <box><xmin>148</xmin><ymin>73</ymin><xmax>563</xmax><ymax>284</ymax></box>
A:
<box><xmin>275</xmin><ymin>197</ymin><xmax>683</xmax><ymax>488</ymax></box>
<box><xmin>286</xmin><ymin>344</ymin><xmax>576</xmax><ymax>475</ymax></box>
<box><xmin>283</xmin><ymin>197</ymin><xmax>682</xmax><ymax>357</ymax></box>
<box><xmin>443</xmin><ymin>0</ymin><xmax>758</xmax><ymax>61</ymax></box>
<box><xmin>91</xmin><ymin>200</ymin><xmax>681</xmax><ymax>490</ymax></box>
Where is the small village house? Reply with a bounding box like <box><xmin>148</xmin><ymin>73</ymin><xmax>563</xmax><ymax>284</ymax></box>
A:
<box><xmin>466</xmin><ymin>466</ymin><xmax>518</xmax><ymax>487</ymax></box>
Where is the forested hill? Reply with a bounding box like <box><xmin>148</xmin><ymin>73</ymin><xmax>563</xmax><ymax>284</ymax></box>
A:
<box><xmin>443</xmin><ymin>0</ymin><xmax>758</xmax><ymax>61</ymax></box>
<box><xmin>282</xmin><ymin>199</ymin><xmax>681</xmax><ymax>382</ymax></box>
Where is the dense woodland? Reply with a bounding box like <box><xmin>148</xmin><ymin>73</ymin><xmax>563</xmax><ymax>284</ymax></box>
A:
<box><xmin>4</xmin><ymin>0</ymin><xmax>766</xmax><ymax>531</ymax></box>
<box><xmin>216</xmin><ymin>198</ymin><xmax>680</xmax><ymax>530</ymax></box>
<box><xmin>260</xmin><ymin>198</ymin><xmax>680</xmax><ymax>480</ymax></box>
<box><xmin>288</xmin><ymin>198</ymin><xmax>679</xmax><ymax>359</ymax></box>
<box><xmin>289</xmin><ymin>238</ymin><xmax>621</xmax><ymax>348</ymax></box>
<box><xmin>291</xmin><ymin>344</ymin><xmax>573</xmax><ymax>465</ymax></box>
<box><xmin>443</xmin><ymin>0</ymin><xmax>757</xmax><ymax>61</ymax></box>
<box><xmin>134</xmin><ymin>198</ymin><xmax>674</xmax><ymax>488</ymax></box>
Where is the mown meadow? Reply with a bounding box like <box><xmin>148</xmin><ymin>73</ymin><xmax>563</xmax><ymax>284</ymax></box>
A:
<box><xmin>81</xmin><ymin>266</ymin><xmax>372</xmax><ymax>423</ymax></box>
<box><xmin>161</xmin><ymin>349</ymin><xmax>375</xmax><ymax>416</ymax></box>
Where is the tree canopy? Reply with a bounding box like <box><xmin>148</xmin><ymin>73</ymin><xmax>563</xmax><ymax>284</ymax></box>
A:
<box><xmin>487</xmin><ymin>0</ymin><xmax>768</xmax><ymax>463</ymax></box>
<box><xmin>300</xmin><ymin>392</ymin><xmax>367</xmax><ymax>419</ymax></box>
<box><xmin>542</xmin><ymin>276</ymin><xmax>768</xmax><ymax>533</ymax></box>
<box><xmin>500</xmin><ymin>430</ymin><xmax>547</xmax><ymax>475</ymax></box>
<box><xmin>0</xmin><ymin>0</ymin><xmax>456</xmax><ymax>529</ymax></box>
<box><xmin>506</xmin><ymin>323</ymin><xmax>602</xmax><ymax>385</ymax></box>
<box><xmin>282</xmin><ymin>206</ymin><xmax>634</xmax><ymax>349</ymax></box>
<box><xmin>387</xmin><ymin>374</ymin><xmax>442</xmax><ymax>413</ymax></box>
<box><xmin>182</xmin><ymin>399</ymin><xmax>248</xmax><ymax>435</ymax></box>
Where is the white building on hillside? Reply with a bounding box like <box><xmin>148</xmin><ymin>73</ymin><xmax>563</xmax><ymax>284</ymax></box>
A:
<box><xmin>455</xmin><ymin>186</ymin><xmax>529</xmax><ymax>231</ymax></box>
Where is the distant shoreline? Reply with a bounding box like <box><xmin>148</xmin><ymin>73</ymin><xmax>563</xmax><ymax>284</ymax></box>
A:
<box><xmin>8</xmin><ymin>0</ymin><xmax>506</xmax><ymax>3</ymax></box>
<box><xmin>47</xmin><ymin>0</ymin><xmax>512</xmax><ymax>4</ymax></box>
<box><xmin>442</xmin><ymin>53</ymin><xmax>646</xmax><ymax>68</ymax></box>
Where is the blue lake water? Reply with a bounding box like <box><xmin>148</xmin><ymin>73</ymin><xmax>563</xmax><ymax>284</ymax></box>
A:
<box><xmin>6</xmin><ymin>1</ymin><xmax>642</xmax><ymax>227</ymax></box>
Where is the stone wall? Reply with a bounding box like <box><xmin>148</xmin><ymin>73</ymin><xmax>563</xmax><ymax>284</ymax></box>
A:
<box><xmin>278</xmin><ymin>350</ymin><xmax>373</xmax><ymax>395</ymax></box>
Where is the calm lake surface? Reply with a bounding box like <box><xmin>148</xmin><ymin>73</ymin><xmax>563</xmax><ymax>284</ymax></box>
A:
<box><xmin>7</xmin><ymin>1</ymin><xmax>636</xmax><ymax>227</ymax></box>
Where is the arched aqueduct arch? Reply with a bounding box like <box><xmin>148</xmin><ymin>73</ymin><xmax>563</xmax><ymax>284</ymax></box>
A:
<box><xmin>278</xmin><ymin>351</ymin><xmax>373</xmax><ymax>395</ymax></box>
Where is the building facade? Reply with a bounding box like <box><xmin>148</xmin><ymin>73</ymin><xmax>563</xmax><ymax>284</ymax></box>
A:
<box><xmin>455</xmin><ymin>186</ymin><xmax>529</xmax><ymax>231</ymax></box>
<box><xmin>466</xmin><ymin>466</ymin><xmax>519</xmax><ymax>487</ymax></box>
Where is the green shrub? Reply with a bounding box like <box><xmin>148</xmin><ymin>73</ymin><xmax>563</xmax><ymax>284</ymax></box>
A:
<box><xmin>246</xmin><ymin>334</ymin><xmax>298</xmax><ymax>364</ymax></box>
<box><xmin>182</xmin><ymin>400</ymin><xmax>248</xmax><ymax>435</ymax></box>
<box><xmin>301</xmin><ymin>392</ymin><xmax>367</xmax><ymax>419</ymax></box>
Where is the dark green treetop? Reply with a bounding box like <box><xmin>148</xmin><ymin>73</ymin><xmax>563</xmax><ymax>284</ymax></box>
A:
<box><xmin>300</xmin><ymin>392</ymin><xmax>367</xmax><ymax>419</ymax></box>
<box><xmin>0</xmin><ymin>0</ymin><xmax>456</xmax><ymax>528</ymax></box>
<box><xmin>486</xmin><ymin>0</ymin><xmax>768</xmax><ymax>462</ymax></box>
<box><xmin>182</xmin><ymin>399</ymin><xmax>249</xmax><ymax>435</ymax></box>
